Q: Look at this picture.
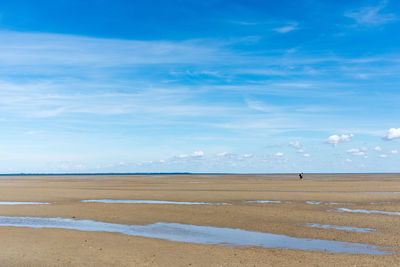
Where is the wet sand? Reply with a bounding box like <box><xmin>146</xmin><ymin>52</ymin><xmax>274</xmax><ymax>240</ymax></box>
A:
<box><xmin>0</xmin><ymin>173</ymin><xmax>399</xmax><ymax>266</ymax></box>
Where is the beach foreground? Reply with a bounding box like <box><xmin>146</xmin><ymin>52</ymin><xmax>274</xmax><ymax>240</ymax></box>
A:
<box><xmin>0</xmin><ymin>174</ymin><xmax>399</xmax><ymax>266</ymax></box>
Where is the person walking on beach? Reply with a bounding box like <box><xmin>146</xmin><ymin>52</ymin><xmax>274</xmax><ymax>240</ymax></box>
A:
<box><xmin>299</xmin><ymin>172</ymin><xmax>303</xmax><ymax>181</ymax></box>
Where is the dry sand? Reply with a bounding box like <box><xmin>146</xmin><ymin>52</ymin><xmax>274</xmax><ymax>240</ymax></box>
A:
<box><xmin>0</xmin><ymin>173</ymin><xmax>399</xmax><ymax>266</ymax></box>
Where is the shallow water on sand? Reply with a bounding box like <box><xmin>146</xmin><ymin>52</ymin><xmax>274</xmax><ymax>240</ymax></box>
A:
<box><xmin>0</xmin><ymin>216</ymin><xmax>390</xmax><ymax>255</ymax></box>
<box><xmin>245</xmin><ymin>200</ymin><xmax>284</xmax><ymax>204</ymax></box>
<box><xmin>0</xmin><ymin>202</ymin><xmax>51</xmax><ymax>205</ymax></box>
<box><xmin>81</xmin><ymin>200</ymin><xmax>231</xmax><ymax>205</ymax></box>
<box><xmin>305</xmin><ymin>223</ymin><xmax>376</xmax><ymax>233</ymax></box>
<box><xmin>333</xmin><ymin>208</ymin><xmax>400</xmax><ymax>216</ymax></box>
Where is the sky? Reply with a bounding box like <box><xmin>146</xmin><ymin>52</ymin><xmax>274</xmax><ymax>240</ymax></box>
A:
<box><xmin>0</xmin><ymin>0</ymin><xmax>399</xmax><ymax>173</ymax></box>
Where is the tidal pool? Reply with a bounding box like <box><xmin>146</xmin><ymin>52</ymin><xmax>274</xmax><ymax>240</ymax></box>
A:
<box><xmin>0</xmin><ymin>216</ymin><xmax>389</xmax><ymax>255</ymax></box>
<box><xmin>360</xmin><ymin>192</ymin><xmax>400</xmax><ymax>194</ymax></box>
<box><xmin>81</xmin><ymin>200</ymin><xmax>231</xmax><ymax>205</ymax></box>
<box><xmin>306</xmin><ymin>201</ymin><xmax>355</xmax><ymax>206</ymax></box>
<box><xmin>245</xmin><ymin>200</ymin><xmax>284</xmax><ymax>204</ymax></box>
<box><xmin>305</xmin><ymin>223</ymin><xmax>376</xmax><ymax>233</ymax></box>
<box><xmin>0</xmin><ymin>202</ymin><xmax>51</xmax><ymax>205</ymax></box>
<box><xmin>334</xmin><ymin>208</ymin><xmax>400</xmax><ymax>216</ymax></box>
<box><xmin>306</xmin><ymin>201</ymin><xmax>322</xmax><ymax>205</ymax></box>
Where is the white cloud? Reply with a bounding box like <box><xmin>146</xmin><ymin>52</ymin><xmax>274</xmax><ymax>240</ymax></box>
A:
<box><xmin>345</xmin><ymin>1</ymin><xmax>396</xmax><ymax>26</ymax></box>
<box><xmin>379</xmin><ymin>154</ymin><xmax>388</xmax><ymax>158</ymax></box>
<box><xmin>174</xmin><ymin>151</ymin><xmax>205</xmax><ymax>161</ymax></box>
<box><xmin>303</xmin><ymin>153</ymin><xmax>310</xmax><ymax>158</ymax></box>
<box><xmin>242</xmin><ymin>154</ymin><xmax>254</xmax><ymax>158</ymax></box>
<box><xmin>217</xmin><ymin>152</ymin><xmax>231</xmax><ymax>157</ymax></box>
<box><xmin>139</xmin><ymin>160</ymin><xmax>153</xmax><ymax>165</ymax></box>
<box><xmin>353</xmin><ymin>152</ymin><xmax>366</xmax><ymax>156</ymax></box>
<box><xmin>191</xmin><ymin>151</ymin><xmax>204</xmax><ymax>157</ymax></box>
<box><xmin>297</xmin><ymin>149</ymin><xmax>304</xmax><ymax>153</ymax></box>
<box><xmin>383</xmin><ymin>128</ymin><xmax>400</xmax><ymax>140</ymax></box>
<box><xmin>345</xmin><ymin>159</ymin><xmax>352</xmax><ymax>162</ymax></box>
<box><xmin>390</xmin><ymin>150</ymin><xmax>399</xmax><ymax>154</ymax></box>
<box><xmin>374</xmin><ymin>146</ymin><xmax>382</xmax><ymax>151</ymax></box>
<box><xmin>346</xmin><ymin>148</ymin><xmax>367</xmax><ymax>156</ymax></box>
<box><xmin>325</xmin><ymin>134</ymin><xmax>353</xmax><ymax>146</ymax></box>
<box><xmin>273</xmin><ymin>22</ymin><xmax>299</xmax><ymax>33</ymax></box>
<box><xmin>274</xmin><ymin>152</ymin><xmax>284</xmax><ymax>157</ymax></box>
<box><xmin>289</xmin><ymin>141</ymin><xmax>302</xmax><ymax>149</ymax></box>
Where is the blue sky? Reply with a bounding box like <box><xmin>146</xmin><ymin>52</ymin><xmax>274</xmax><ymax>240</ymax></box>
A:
<box><xmin>0</xmin><ymin>0</ymin><xmax>399</xmax><ymax>173</ymax></box>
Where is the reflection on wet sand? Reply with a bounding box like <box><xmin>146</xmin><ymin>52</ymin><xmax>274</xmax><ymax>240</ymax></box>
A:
<box><xmin>333</xmin><ymin>208</ymin><xmax>400</xmax><ymax>216</ymax></box>
<box><xmin>0</xmin><ymin>216</ymin><xmax>390</xmax><ymax>255</ymax></box>
<box><xmin>81</xmin><ymin>200</ymin><xmax>231</xmax><ymax>205</ymax></box>
<box><xmin>305</xmin><ymin>223</ymin><xmax>376</xmax><ymax>233</ymax></box>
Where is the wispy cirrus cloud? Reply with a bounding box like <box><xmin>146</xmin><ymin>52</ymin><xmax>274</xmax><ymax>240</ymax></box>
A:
<box><xmin>345</xmin><ymin>0</ymin><xmax>397</xmax><ymax>26</ymax></box>
<box><xmin>273</xmin><ymin>22</ymin><xmax>299</xmax><ymax>33</ymax></box>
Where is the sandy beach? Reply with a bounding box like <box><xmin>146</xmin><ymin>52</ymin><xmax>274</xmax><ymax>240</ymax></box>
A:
<box><xmin>0</xmin><ymin>174</ymin><xmax>399</xmax><ymax>266</ymax></box>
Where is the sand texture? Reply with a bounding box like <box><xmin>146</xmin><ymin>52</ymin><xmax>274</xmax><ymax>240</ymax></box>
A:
<box><xmin>0</xmin><ymin>173</ymin><xmax>399</xmax><ymax>266</ymax></box>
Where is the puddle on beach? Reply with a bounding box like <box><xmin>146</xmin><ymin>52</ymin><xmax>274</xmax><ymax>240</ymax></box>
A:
<box><xmin>360</xmin><ymin>192</ymin><xmax>400</xmax><ymax>194</ymax></box>
<box><xmin>245</xmin><ymin>200</ymin><xmax>285</xmax><ymax>204</ymax></box>
<box><xmin>306</xmin><ymin>201</ymin><xmax>355</xmax><ymax>206</ymax></box>
<box><xmin>258</xmin><ymin>190</ymin><xmax>400</xmax><ymax>194</ymax></box>
<box><xmin>333</xmin><ymin>208</ymin><xmax>400</xmax><ymax>216</ymax></box>
<box><xmin>246</xmin><ymin>200</ymin><xmax>355</xmax><ymax>206</ymax></box>
<box><xmin>305</xmin><ymin>223</ymin><xmax>376</xmax><ymax>233</ymax></box>
<box><xmin>0</xmin><ymin>216</ymin><xmax>389</xmax><ymax>255</ymax></box>
<box><xmin>0</xmin><ymin>202</ymin><xmax>51</xmax><ymax>205</ymax></box>
<box><xmin>369</xmin><ymin>202</ymin><xmax>392</xmax><ymax>205</ymax></box>
<box><xmin>81</xmin><ymin>200</ymin><xmax>231</xmax><ymax>205</ymax></box>
<box><xmin>162</xmin><ymin>181</ymin><xmax>209</xmax><ymax>184</ymax></box>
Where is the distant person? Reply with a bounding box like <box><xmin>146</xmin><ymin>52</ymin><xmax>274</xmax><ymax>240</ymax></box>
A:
<box><xmin>299</xmin><ymin>172</ymin><xmax>303</xmax><ymax>181</ymax></box>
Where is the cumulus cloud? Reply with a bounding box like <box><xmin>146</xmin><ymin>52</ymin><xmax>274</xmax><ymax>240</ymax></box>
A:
<box><xmin>217</xmin><ymin>152</ymin><xmax>232</xmax><ymax>158</ymax></box>
<box><xmin>289</xmin><ymin>141</ymin><xmax>302</xmax><ymax>149</ymax></box>
<box><xmin>191</xmin><ymin>151</ymin><xmax>204</xmax><ymax>157</ymax></box>
<box><xmin>379</xmin><ymin>154</ymin><xmax>388</xmax><ymax>158</ymax></box>
<box><xmin>383</xmin><ymin>128</ymin><xmax>400</xmax><ymax>140</ymax></box>
<box><xmin>390</xmin><ymin>150</ymin><xmax>399</xmax><ymax>154</ymax></box>
<box><xmin>274</xmin><ymin>152</ymin><xmax>284</xmax><ymax>157</ymax></box>
<box><xmin>325</xmin><ymin>134</ymin><xmax>353</xmax><ymax>146</ymax></box>
<box><xmin>174</xmin><ymin>151</ymin><xmax>205</xmax><ymax>161</ymax></box>
<box><xmin>345</xmin><ymin>159</ymin><xmax>352</xmax><ymax>162</ymax></box>
<box><xmin>374</xmin><ymin>146</ymin><xmax>382</xmax><ymax>151</ymax></box>
<box><xmin>242</xmin><ymin>154</ymin><xmax>253</xmax><ymax>158</ymax></box>
<box><xmin>346</xmin><ymin>148</ymin><xmax>367</xmax><ymax>156</ymax></box>
<box><xmin>303</xmin><ymin>153</ymin><xmax>310</xmax><ymax>157</ymax></box>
